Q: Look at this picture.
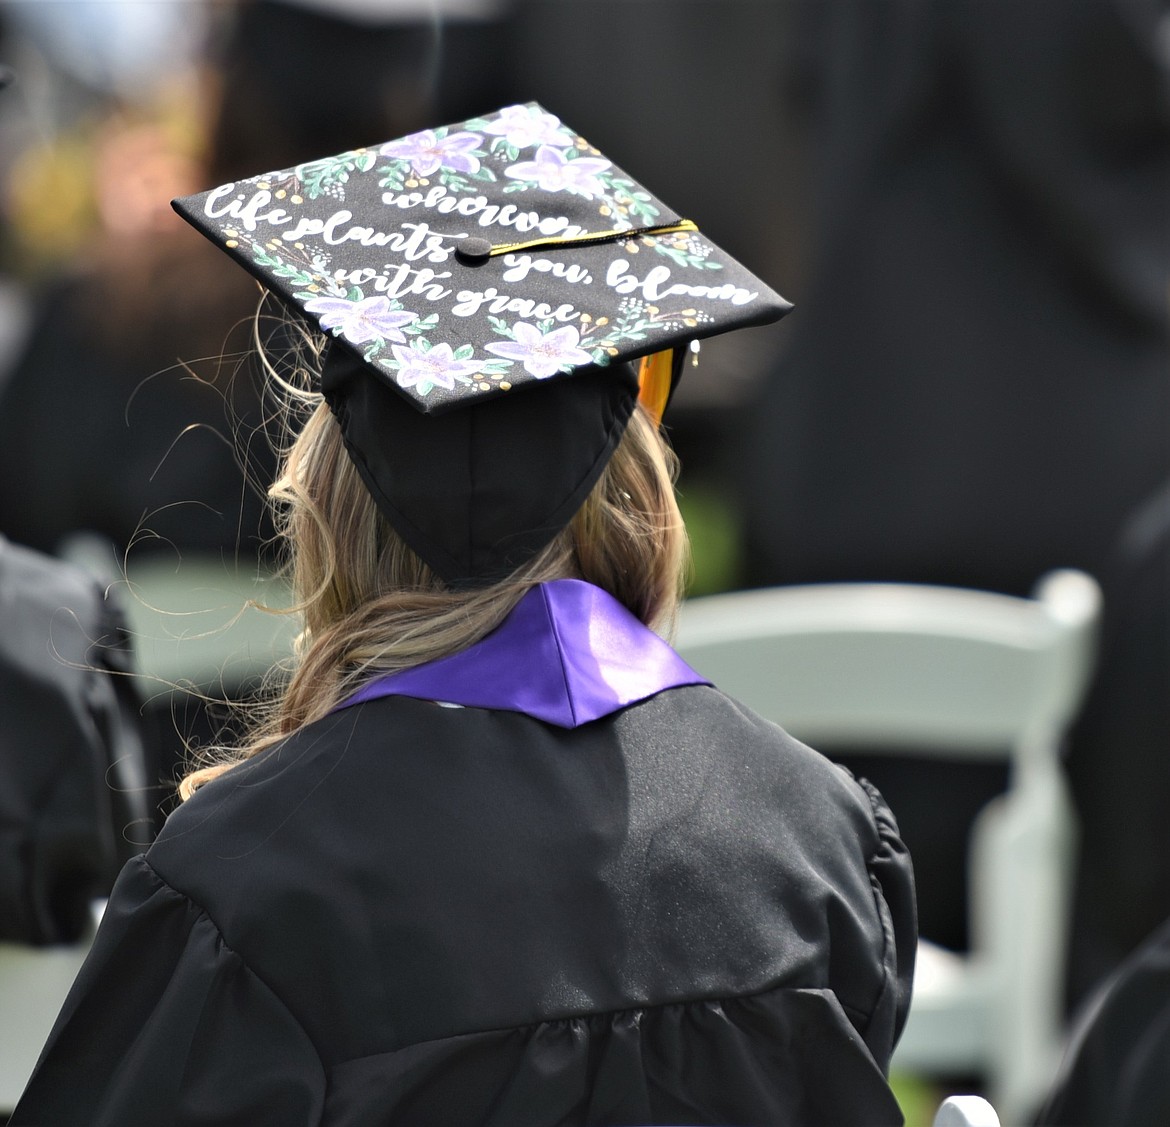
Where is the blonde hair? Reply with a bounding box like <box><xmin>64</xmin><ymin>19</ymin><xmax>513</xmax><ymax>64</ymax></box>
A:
<box><xmin>179</xmin><ymin>389</ymin><xmax>688</xmax><ymax>799</ymax></box>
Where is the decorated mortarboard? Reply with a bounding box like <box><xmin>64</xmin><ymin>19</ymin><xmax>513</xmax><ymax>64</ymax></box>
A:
<box><xmin>173</xmin><ymin>102</ymin><xmax>792</xmax><ymax>585</ymax></box>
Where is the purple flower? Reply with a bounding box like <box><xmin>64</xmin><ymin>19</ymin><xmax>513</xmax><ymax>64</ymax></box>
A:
<box><xmin>379</xmin><ymin>129</ymin><xmax>482</xmax><ymax>177</ymax></box>
<box><xmin>389</xmin><ymin>342</ymin><xmax>483</xmax><ymax>393</ymax></box>
<box><xmin>302</xmin><ymin>295</ymin><xmax>417</xmax><ymax>345</ymax></box>
<box><xmin>504</xmin><ymin>145</ymin><xmax>611</xmax><ymax>198</ymax></box>
<box><xmin>484</xmin><ymin>322</ymin><xmax>593</xmax><ymax>379</ymax></box>
<box><xmin>483</xmin><ymin>105</ymin><xmax>571</xmax><ymax>149</ymax></box>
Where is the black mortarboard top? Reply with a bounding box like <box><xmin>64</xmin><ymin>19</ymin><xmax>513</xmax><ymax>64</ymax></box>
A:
<box><xmin>173</xmin><ymin>102</ymin><xmax>792</xmax><ymax>585</ymax></box>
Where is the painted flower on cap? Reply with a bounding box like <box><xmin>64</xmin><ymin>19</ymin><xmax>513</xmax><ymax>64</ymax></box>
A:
<box><xmin>485</xmin><ymin>322</ymin><xmax>594</xmax><ymax>379</ymax></box>
<box><xmin>389</xmin><ymin>341</ymin><xmax>484</xmax><ymax>394</ymax></box>
<box><xmin>379</xmin><ymin>129</ymin><xmax>483</xmax><ymax>177</ymax></box>
<box><xmin>303</xmin><ymin>295</ymin><xmax>418</xmax><ymax>345</ymax></box>
<box><xmin>483</xmin><ymin>105</ymin><xmax>571</xmax><ymax>150</ymax></box>
<box><xmin>504</xmin><ymin>146</ymin><xmax>611</xmax><ymax>199</ymax></box>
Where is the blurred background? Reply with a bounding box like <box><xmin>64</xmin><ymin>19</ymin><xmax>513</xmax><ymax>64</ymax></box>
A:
<box><xmin>0</xmin><ymin>1</ymin><xmax>1166</xmax><ymax>1122</ymax></box>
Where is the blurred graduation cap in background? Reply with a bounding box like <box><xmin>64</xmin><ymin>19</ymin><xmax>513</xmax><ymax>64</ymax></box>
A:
<box><xmin>173</xmin><ymin>102</ymin><xmax>791</xmax><ymax>585</ymax></box>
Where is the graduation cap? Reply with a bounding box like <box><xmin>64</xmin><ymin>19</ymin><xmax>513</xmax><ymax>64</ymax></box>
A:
<box><xmin>173</xmin><ymin>102</ymin><xmax>792</xmax><ymax>585</ymax></box>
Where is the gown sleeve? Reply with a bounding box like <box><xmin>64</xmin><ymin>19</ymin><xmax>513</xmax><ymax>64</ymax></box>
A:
<box><xmin>855</xmin><ymin>773</ymin><xmax>918</xmax><ymax>1067</ymax></box>
<box><xmin>10</xmin><ymin>854</ymin><xmax>326</xmax><ymax>1127</ymax></box>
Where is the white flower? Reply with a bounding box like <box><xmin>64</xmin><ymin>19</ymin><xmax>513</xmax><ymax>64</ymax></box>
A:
<box><xmin>484</xmin><ymin>322</ymin><xmax>593</xmax><ymax>379</ymax></box>
<box><xmin>504</xmin><ymin>145</ymin><xmax>611</xmax><ymax>199</ymax></box>
<box><xmin>302</xmin><ymin>295</ymin><xmax>417</xmax><ymax>345</ymax></box>
<box><xmin>379</xmin><ymin>129</ymin><xmax>482</xmax><ymax>177</ymax></box>
<box><xmin>483</xmin><ymin>105</ymin><xmax>572</xmax><ymax>149</ymax></box>
<box><xmin>389</xmin><ymin>342</ymin><xmax>483</xmax><ymax>393</ymax></box>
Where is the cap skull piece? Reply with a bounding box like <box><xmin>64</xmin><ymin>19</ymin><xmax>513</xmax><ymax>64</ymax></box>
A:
<box><xmin>173</xmin><ymin>102</ymin><xmax>792</xmax><ymax>584</ymax></box>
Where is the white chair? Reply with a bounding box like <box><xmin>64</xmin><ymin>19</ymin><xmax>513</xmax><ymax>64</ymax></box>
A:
<box><xmin>674</xmin><ymin>570</ymin><xmax>1101</xmax><ymax>1125</ymax></box>
<box><xmin>933</xmin><ymin>1094</ymin><xmax>1002</xmax><ymax>1127</ymax></box>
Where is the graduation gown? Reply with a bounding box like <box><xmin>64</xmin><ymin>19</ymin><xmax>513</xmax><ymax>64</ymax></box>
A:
<box><xmin>0</xmin><ymin>535</ymin><xmax>153</xmax><ymax>944</ymax></box>
<box><xmin>12</xmin><ymin>580</ymin><xmax>916</xmax><ymax>1126</ymax></box>
<box><xmin>1038</xmin><ymin>912</ymin><xmax>1170</xmax><ymax>1126</ymax></box>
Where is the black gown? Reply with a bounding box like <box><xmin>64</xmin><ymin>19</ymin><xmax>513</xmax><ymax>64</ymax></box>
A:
<box><xmin>13</xmin><ymin>581</ymin><xmax>916</xmax><ymax>1126</ymax></box>
<box><xmin>0</xmin><ymin>535</ymin><xmax>153</xmax><ymax>944</ymax></box>
<box><xmin>1038</xmin><ymin>913</ymin><xmax>1170</xmax><ymax>1126</ymax></box>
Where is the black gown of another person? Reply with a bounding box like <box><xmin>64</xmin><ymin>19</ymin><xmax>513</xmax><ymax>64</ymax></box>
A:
<box><xmin>738</xmin><ymin>0</ymin><xmax>1170</xmax><ymax>959</ymax></box>
<box><xmin>1038</xmin><ymin>912</ymin><xmax>1170</xmax><ymax>1126</ymax></box>
<box><xmin>742</xmin><ymin>0</ymin><xmax>1170</xmax><ymax>598</ymax></box>
<box><xmin>1062</xmin><ymin>481</ymin><xmax>1170</xmax><ymax>1004</ymax></box>
<box><xmin>12</xmin><ymin>580</ymin><xmax>916</xmax><ymax>1126</ymax></box>
<box><xmin>0</xmin><ymin>536</ymin><xmax>152</xmax><ymax>944</ymax></box>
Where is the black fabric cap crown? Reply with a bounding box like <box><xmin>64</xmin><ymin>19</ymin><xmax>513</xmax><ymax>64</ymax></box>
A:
<box><xmin>323</xmin><ymin>342</ymin><xmax>637</xmax><ymax>584</ymax></box>
<box><xmin>172</xmin><ymin>102</ymin><xmax>792</xmax><ymax>583</ymax></box>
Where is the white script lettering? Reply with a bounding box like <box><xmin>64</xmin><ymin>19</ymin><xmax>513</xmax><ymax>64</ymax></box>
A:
<box><xmin>204</xmin><ymin>185</ymin><xmax>290</xmax><ymax>233</ymax></box>
<box><xmin>500</xmin><ymin>254</ymin><xmax>593</xmax><ymax>286</ymax></box>
<box><xmin>452</xmin><ymin>287</ymin><xmax>578</xmax><ymax>322</ymax></box>
<box><xmin>380</xmin><ymin>186</ymin><xmax>585</xmax><ymax>239</ymax></box>
<box><xmin>605</xmin><ymin>259</ymin><xmax>758</xmax><ymax>306</ymax></box>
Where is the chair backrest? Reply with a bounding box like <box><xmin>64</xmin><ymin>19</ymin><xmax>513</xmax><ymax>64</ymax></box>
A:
<box><xmin>933</xmin><ymin>1094</ymin><xmax>1001</xmax><ymax>1127</ymax></box>
<box><xmin>673</xmin><ymin>570</ymin><xmax>1100</xmax><ymax>766</ymax></box>
<box><xmin>675</xmin><ymin>570</ymin><xmax>1101</xmax><ymax>1123</ymax></box>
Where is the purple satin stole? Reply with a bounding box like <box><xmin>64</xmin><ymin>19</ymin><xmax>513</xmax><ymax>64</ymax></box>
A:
<box><xmin>337</xmin><ymin>579</ymin><xmax>709</xmax><ymax>728</ymax></box>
